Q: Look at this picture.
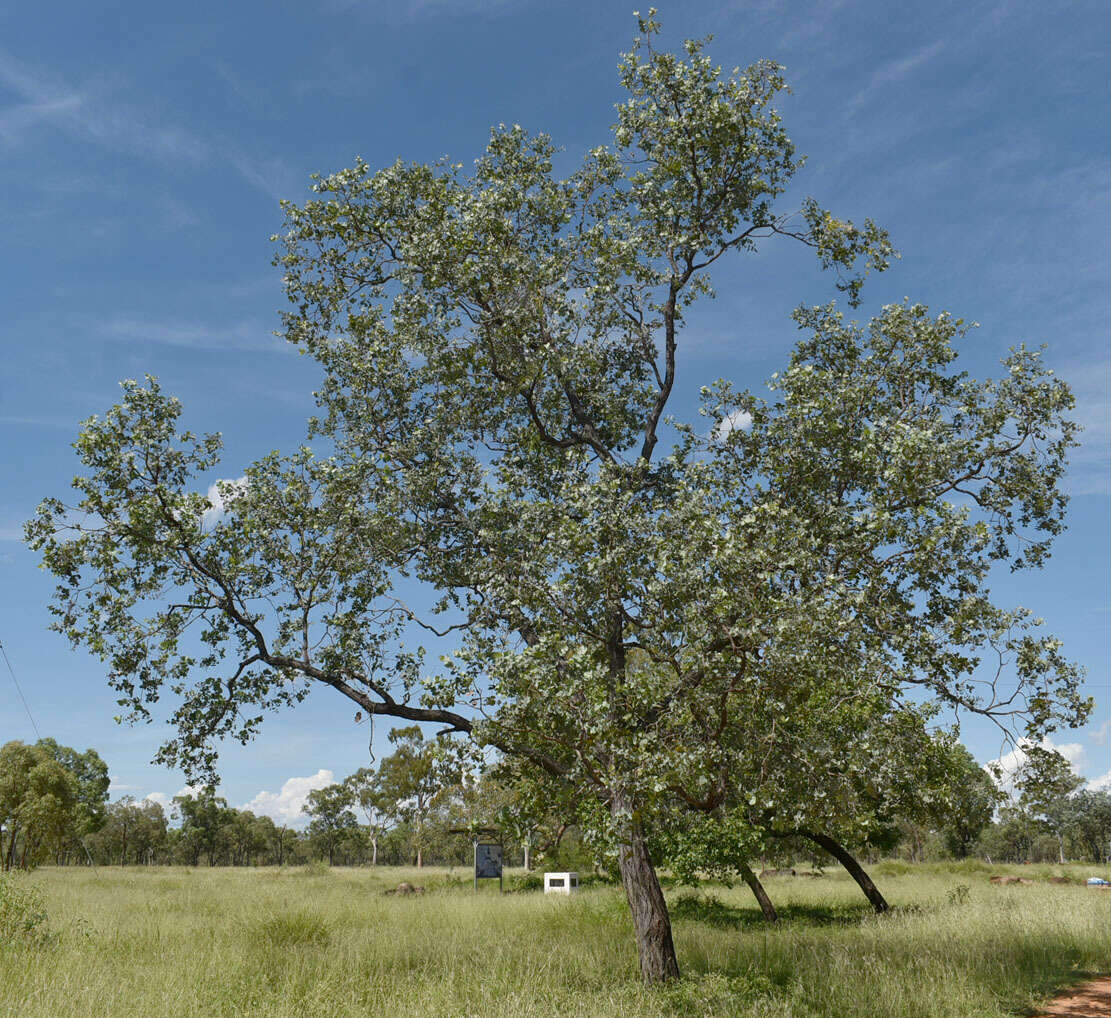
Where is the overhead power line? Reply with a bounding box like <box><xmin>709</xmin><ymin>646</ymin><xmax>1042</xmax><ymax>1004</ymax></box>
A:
<box><xmin>0</xmin><ymin>637</ymin><xmax>41</xmax><ymax>739</ymax></box>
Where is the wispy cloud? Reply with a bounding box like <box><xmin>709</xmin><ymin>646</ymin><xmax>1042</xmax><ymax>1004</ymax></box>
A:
<box><xmin>108</xmin><ymin>776</ymin><xmax>142</xmax><ymax>794</ymax></box>
<box><xmin>96</xmin><ymin>316</ymin><xmax>287</xmax><ymax>354</ymax></box>
<box><xmin>320</xmin><ymin>0</ymin><xmax>525</xmax><ymax>17</ymax></box>
<box><xmin>1065</xmin><ymin>358</ymin><xmax>1111</xmax><ymax>496</ymax></box>
<box><xmin>843</xmin><ymin>39</ymin><xmax>947</xmax><ymax>119</ymax></box>
<box><xmin>0</xmin><ymin>48</ymin><xmax>295</xmax><ymax>201</ymax></box>
<box><xmin>0</xmin><ymin>414</ymin><xmax>82</xmax><ymax>430</ymax></box>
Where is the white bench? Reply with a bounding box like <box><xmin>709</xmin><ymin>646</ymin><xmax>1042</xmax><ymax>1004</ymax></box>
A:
<box><xmin>543</xmin><ymin>871</ymin><xmax>579</xmax><ymax>894</ymax></box>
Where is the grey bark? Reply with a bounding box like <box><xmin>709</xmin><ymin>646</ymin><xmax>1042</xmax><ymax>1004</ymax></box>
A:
<box><xmin>613</xmin><ymin>794</ymin><xmax>681</xmax><ymax>984</ymax></box>
<box><xmin>739</xmin><ymin>861</ymin><xmax>779</xmax><ymax>923</ymax></box>
<box><xmin>799</xmin><ymin>830</ymin><xmax>889</xmax><ymax>914</ymax></box>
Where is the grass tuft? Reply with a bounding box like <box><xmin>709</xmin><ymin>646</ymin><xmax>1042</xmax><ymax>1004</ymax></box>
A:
<box><xmin>249</xmin><ymin>911</ymin><xmax>331</xmax><ymax>950</ymax></box>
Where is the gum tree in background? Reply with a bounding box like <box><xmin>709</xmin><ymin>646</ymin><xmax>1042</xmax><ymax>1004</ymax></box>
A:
<box><xmin>35</xmin><ymin>739</ymin><xmax>110</xmax><ymax>851</ymax></box>
<box><xmin>28</xmin><ymin>13</ymin><xmax>1087</xmax><ymax>983</ymax></box>
<box><xmin>304</xmin><ymin>783</ymin><xmax>358</xmax><ymax>866</ymax></box>
<box><xmin>374</xmin><ymin>726</ymin><xmax>460</xmax><ymax>869</ymax></box>
<box><xmin>0</xmin><ymin>741</ymin><xmax>79</xmax><ymax>870</ymax></box>
<box><xmin>344</xmin><ymin>765</ymin><xmax>394</xmax><ymax>866</ymax></box>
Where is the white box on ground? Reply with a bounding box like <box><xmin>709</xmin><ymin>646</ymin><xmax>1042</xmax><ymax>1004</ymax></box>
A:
<box><xmin>543</xmin><ymin>871</ymin><xmax>579</xmax><ymax>894</ymax></box>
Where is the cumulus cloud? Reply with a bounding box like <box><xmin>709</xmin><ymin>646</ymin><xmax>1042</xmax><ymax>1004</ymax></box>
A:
<box><xmin>240</xmin><ymin>769</ymin><xmax>336</xmax><ymax>827</ymax></box>
<box><xmin>985</xmin><ymin>736</ymin><xmax>1086</xmax><ymax>796</ymax></box>
<box><xmin>202</xmin><ymin>476</ymin><xmax>248</xmax><ymax>529</ymax></box>
<box><xmin>143</xmin><ymin>784</ymin><xmax>204</xmax><ymax>813</ymax></box>
<box><xmin>1087</xmin><ymin>769</ymin><xmax>1111</xmax><ymax>793</ymax></box>
<box><xmin>713</xmin><ymin>409</ymin><xmax>753</xmax><ymax>442</ymax></box>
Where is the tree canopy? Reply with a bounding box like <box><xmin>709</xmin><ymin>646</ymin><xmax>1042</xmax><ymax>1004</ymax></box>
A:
<box><xmin>27</xmin><ymin>13</ymin><xmax>1086</xmax><ymax>982</ymax></box>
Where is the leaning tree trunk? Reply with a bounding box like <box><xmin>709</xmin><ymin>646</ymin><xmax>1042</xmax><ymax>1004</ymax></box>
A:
<box><xmin>739</xmin><ymin>862</ymin><xmax>779</xmax><ymax>923</ymax></box>
<box><xmin>800</xmin><ymin>830</ymin><xmax>889</xmax><ymax>914</ymax></box>
<box><xmin>612</xmin><ymin>794</ymin><xmax>681</xmax><ymax>984</ymax></box>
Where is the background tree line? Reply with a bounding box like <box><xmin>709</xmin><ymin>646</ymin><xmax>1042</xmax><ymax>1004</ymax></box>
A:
<box><xmin>6</xmin><ymin>730</ymin><xmax>1111</xmax><ymax>873</ymax></box>
<box><xmin>0</xmin><ymin>728</ymin><xmax>583</xmax><ymax>871</ymax></box>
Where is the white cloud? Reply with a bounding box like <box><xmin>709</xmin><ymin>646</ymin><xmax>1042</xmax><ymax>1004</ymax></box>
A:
<box><xmin>240</xmin><ymin>769</ymin><xmax>336</xmax><ymax>827</ymax></box>
<box><xmin>985</xmin><ymin>736</ymin><xmax>1086</xmax><ymax>796</ymax></box>
<box><xmin>713</xmin><ymin>409</ymin><xmax>753</xmax><ymax>441</ymax></box>
<box><xmin>202</xmin><ymin>476</ymin><xmax>249</xmax><ymax>530</ymax></box>
<box><xmin>1087</xmin><ymin>770</ymin><xmax>1111</xmax><ymax>793</ymax></box>
<box><xmin>143</xmin><ymin>784</ymin><xmax>203</xmax><ymax>813</ymax></box>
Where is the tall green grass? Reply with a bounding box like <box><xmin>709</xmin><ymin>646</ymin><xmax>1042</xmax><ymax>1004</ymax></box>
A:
<box><xmin>2</xmin><ymin>863</ymin><xmax>1108</xmax><ymax>1017</ymax></box>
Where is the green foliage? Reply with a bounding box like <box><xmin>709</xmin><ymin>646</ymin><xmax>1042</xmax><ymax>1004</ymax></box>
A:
<box><xmin>0</xmin><ymin>740</ymin><xmax>80</xmax><ymax>870</ymax></box>
<box><xmin>24</xmin><ymin>11</ymin><xmax>1088</xmax><ymax>980</ymax></box>
<box><xmin>34</xmin><ymin>739</ymin><xmax>110</xmax><ymax>837</ymax></box>
<box><xmin>304</xmin><ymin>783</ymin><xmax>357</xmax><ymax>865</ymax></box>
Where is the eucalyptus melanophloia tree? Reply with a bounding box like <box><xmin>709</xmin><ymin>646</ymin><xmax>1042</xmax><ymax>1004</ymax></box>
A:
<box><xmin>28</xmin><ymin>13</ymin><xmax>1086</xmax><ymax>983</ymax></box>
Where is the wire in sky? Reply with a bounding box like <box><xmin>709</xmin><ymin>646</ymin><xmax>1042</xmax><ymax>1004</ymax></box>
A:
<box><xmin>0</xmin><ymin>637</ymin><xmax>41</xmax><ymax>739</ymax></box>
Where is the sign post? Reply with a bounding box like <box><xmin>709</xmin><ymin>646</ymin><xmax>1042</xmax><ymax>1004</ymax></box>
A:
<box><xmin>474</xmin><ymin>839</ymin><xmax>503</xmax><ymax>893</ymax></box>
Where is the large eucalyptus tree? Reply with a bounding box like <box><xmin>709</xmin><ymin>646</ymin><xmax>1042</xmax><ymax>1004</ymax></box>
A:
<box><xmin>29</xmin><ymin>14</ymin><xmax>1085</xmax><ymax>983</ymax></box>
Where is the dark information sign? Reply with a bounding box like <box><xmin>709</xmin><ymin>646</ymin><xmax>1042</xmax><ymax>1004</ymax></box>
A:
<box><xmin>475</xmin><ymin>842</ymin><xmax>503</xmax><ymax>879</ymax></box>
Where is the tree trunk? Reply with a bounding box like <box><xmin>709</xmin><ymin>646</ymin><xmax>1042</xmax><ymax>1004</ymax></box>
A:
<box><xmin>523</xmin><ymin>842</ymin><xmax>530</xmax><ymax>872</ymax></box>
<box><xmin>613</xmin><ymin>796</ymin><xmax>681</xmax><ymax>984</ymax></box>
<box><xmin>7</xmin><ymin>824</ymin><xmax>20</xmax><ymax>871</ymax></box>
<box><xmin>416</xmin><ymin>845</ymin><xmax>423</xmax><ymax>869</ymax></box>
<box><xmin>800</xmin><ymin>831</ymin><xmax>888</xmax><ymax>914</ymax></box>
<box><xmin>739</xmin><ymin>862</ymin><xmax>778</xmax><ymax>923</ymax></box>
<box><xmin>371</xmin><ymin>836</ymin><xmax>378</xmax><ymax>866</ymax></box>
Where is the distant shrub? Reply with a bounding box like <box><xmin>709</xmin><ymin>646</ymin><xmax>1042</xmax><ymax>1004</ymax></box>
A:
<box><xmin>0</xmin><ymin>876</ymin><xmax>50</xmax><ymax>946</ymax></box>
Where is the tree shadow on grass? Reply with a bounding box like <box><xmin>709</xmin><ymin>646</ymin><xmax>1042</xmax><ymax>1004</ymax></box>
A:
<box><xmin>669</xmin><ymin>893</ymin><xmax>874</xmax><ymax>931</ymax></box>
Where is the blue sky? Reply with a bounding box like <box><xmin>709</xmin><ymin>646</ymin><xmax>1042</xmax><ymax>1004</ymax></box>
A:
<box><xmin>1</xmin><ymin>0</ymin><xmax>1109</xmax><ymax>826</ymax></box>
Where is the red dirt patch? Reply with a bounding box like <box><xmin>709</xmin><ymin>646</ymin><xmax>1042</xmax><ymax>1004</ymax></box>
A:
<box><xmin>1033</xmin><ymin>977</ymin><xmax>1111</xmax><ymax>1017</ymax></box>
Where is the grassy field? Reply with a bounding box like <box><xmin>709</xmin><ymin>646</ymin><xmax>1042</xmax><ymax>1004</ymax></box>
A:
<box><xmin>3</xmin><ymin>861</ymin><xmax>1111</xmax><ymax>1017</ymax></box>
